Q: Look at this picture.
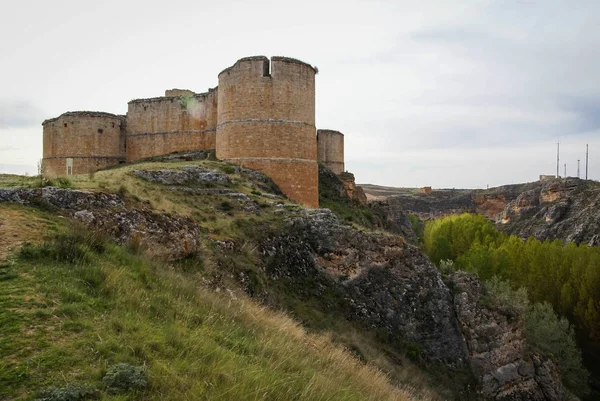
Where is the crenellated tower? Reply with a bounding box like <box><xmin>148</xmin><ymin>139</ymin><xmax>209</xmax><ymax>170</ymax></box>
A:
<box><xmin>216</xmin><ymin>56</ymin><xmax>319</xmax><ymax>208</ymax></box>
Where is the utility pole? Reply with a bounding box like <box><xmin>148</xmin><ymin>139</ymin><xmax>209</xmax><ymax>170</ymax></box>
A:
<box><xmin>578</xmin><ymin>159</ymin><xmax>580</xmax><ymax>178</ymax></box>
<box><xmin>564</xmin><ymin>163</ymin><xmax>567</xmax><ymax>178</ymax></box>
<box><xmin>557</xmin><ymin>142</ymin><xmax>560</xmax><ymax>178</ymax></box>
<box><xmin>586</xmin><ymin>144</ymin><xmax>589</xmax><ymax>180</ymax></box>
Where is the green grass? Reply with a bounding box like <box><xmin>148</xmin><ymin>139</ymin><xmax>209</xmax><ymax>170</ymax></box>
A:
<box><xmin>0</xmin><ymin>221</ymin><xmax>429</xmax><ymax>401</ymax></box>
<box><xmin>0</xmin><ymin>174</ymin><xmax>43</xmax><ymax>188</ymax></box>
<box><xmin>0</xmin><ymin>161</ymin><xmax>460</xmax><ymax>400</ymax></box>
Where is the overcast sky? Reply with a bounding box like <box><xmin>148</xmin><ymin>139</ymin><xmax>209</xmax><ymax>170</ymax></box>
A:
<box><xmin>1</xmin><ymin>0</ymin><xmax>598</xmax><ymax>188</ymax></box>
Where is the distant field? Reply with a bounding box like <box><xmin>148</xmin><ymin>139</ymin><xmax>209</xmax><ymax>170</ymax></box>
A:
<box><xmin>359</xmin><ymin>184</ymin><xmax>472</xmax><ymax>200</ymax></box>
<box><xmin>358</xmin><ymin>184</ymin><xmax>420</xmax><ymax>200</ymax></box>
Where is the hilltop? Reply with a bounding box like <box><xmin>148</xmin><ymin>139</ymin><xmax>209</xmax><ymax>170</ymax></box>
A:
<box><xmin>0</xmin><ymin>154</ymin><xmax>568</xmax><ymax>400</ymax></box>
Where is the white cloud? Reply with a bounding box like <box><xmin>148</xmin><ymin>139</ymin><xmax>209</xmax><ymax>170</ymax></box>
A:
<box><xmin>0</xmin><ymin>0</ymin><xmax>599</xmax><ymax>184</ymax></box>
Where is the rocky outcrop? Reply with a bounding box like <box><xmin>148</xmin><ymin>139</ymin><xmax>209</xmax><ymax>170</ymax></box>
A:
<box><xmin>376</xmin><ymin>178</ymin><xmax>600</xmax><ymax>246</ymax></box>
<box><xmin>383</xmin><ymin>189</ymin><xmax>476</xmax><ymax>220</ymax></box>
<box><xmin>0</xmin><ymin>187</ymin><xmax>201</xmax><ymax>260</ymax></box>
<box><xmin>132</xmin><ymin>165</ymin><xmax>232</xmax><ymax>185</ymax></box>
<box><xmin>339</xmin><ymin>172</ymin><xmax>367</xmax><ymax>204</ymax></box>
<box><xmin>262</xmin><ymin>210</ymin><xmax>566</xmax><ymax>398</ymax></box>
<box><xmin>499</xmin><ymin>178</ymin><xmax>600</xmax><ymax>245</ymax></box>
<box><xmin>262</xmin><ymin>209</ymin><xmax>468</xmax><ymax>362</ymax></box>
<box><xmin>370</xmin><ymin>200</ymin><xmax>419</xmax><ymax>243</ymax></box>
<box><xmin>449</xmin><ymin>272</ymin><xmax>565</xmax><ymax>400</ymax></box>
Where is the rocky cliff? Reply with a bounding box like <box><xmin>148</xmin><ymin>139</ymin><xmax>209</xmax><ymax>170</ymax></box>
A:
<box><xmin>374</xmin><ymin>178</ymin><xmax>600</xmax><ymax>246</ymax></box>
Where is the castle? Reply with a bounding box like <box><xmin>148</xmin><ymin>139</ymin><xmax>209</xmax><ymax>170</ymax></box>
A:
<box><xmin>42</xmin><ymin>56</ymin><xmax>347</xmax><ymax>208</ymax></box>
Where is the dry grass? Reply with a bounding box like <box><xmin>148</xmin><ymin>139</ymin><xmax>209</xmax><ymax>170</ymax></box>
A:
<box><xmin>1</xmin><ymin>223</ymin><xmax>434</xmax><ymax>400</ymax></box>
<box><xmin>0</xmin><ymin>205</ymin><xmax>51</xmax><ymax>261</ymax></box>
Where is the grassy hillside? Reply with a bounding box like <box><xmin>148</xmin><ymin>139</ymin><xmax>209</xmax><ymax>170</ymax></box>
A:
<box><xmin>0</xmin><ymin>205</ymin><xmax>430</xmax><ymax>401</ymax></box>
<box><xmin>0</xmin><ymin>159</ymin><xmax>443</xmax><ymax>400</ymax></box>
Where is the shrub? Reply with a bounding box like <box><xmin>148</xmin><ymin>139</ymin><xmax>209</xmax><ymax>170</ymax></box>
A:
<box><xmin>222</xmin><ymin>165</ymin><xmax>236</xmax><ymax>175</ymax></box>
<box><xmin>438</xmin><ymin>259</ymin><xmax>456</xmax><ymax>275</ymax></box>
<box><xmin>220</xmin><ymin>201</ymin><xmax>233</xmax><ymax>212</ymax></box>
<box><xmin>102</xmin><ymin>363</ymin><xmax>148</xmax><ymax>394</ymax></box>
<box><xmin>36</xmin><ymin>383</ymin><xmax>97</xmax><ymax>401</ymax></box>
<box><xmin>525</xmin><ymin>302</ymin><xmax>589</xmax><ymax>396</ymax></box>
<box><xmin>19</xmin><ymin>228</ymin><xmax>107</xmax><ymax>264</ymax></box>
<box><xmin>485</xmin><ymin>276</ymin><xmax>529</xmax><ymax>316</ymax></box>
<box><xmin>46</xmin><ymin>176</ymin><xmax>73</xmax><ymax>189</ymax></box>
<box><xmin>484</xmin><ymin>278</ymin><xmax>589</xmax><ymax>396</ymax></box>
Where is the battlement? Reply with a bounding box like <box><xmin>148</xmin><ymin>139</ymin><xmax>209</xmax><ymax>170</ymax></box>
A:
<box><xmin>271</xmin><ymin>56</ymin><xmax>316</xmax><ymax>72</ymax></box>
<box><xmin>43</xmin><ymin>111</ymin><xmax>121</xmax><ymax>126</ymax></box>
<box><xmin>218</xmin><ymin>55</ymin><xmax>316</xmax><ymax>79</ymax></box>
<box><xmin>165</xmin><ymin>88</ymin><xmax>195</xmax><ymax>97</ymax></box>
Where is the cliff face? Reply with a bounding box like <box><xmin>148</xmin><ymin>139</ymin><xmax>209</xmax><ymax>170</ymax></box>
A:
<box><xmin>449</xmin><ymin>272</ymin><xmax>564</xmax><ymax>400</ymax></box>
<box><xmin>499</xmin><ymin>178</ymin><xmax>600</xmax><ymax>245</ymax></box>
<box><xmin>375</xmin><ymin>179</ymin><xmax>600</xmax><ymax>246</ymax></box>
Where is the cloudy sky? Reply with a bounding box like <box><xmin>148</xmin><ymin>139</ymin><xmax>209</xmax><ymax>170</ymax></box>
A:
<box><xmin>1</xmin><ymin>0</ymin><xmax>598</xmax><ymax>188</ymax></box>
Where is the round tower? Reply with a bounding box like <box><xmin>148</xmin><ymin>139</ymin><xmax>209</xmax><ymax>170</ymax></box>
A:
<box><xmin>216</xmin><ymin>56</ymin><xmax>318</xmax><ymax>207</ymax></box>
<box><xmin>317</xmin><ymin>129</ymin><xmax>345</xmax><ymax>175</ymax></box>
<box><xmin>42</xmin><ymin>111</ymin><xmax>125</xmax><ymax>177</ymax></box>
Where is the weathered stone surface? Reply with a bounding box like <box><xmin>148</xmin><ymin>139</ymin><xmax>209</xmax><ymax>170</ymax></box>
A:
<box><xmin>132</xmin><ymin>166</ymin><xmax>231</xmax><ymax>185</ymax></box>
<box><xmin>499</xmin><ymin>178</ymin><xmax>600</xmax><ymax>245</ymax></box>
<box><xmin>338</xmin><ymin>172</ymin><xmax>368</xmax><ymax>205</ymax></box>
<box><xmin>0</xmin><ymin>187</ymin><xmax>201</xmax><ymax>260</ymax></box>
<box><xmin>42</xmin><ymin>112</ymin><xmax>126</xmax><ymax>177</ymax></box>
<box><xmin>217</xmin><ymin>56</ymin><xmax>318</xmax><ymax>208</ymax></box>
<box><xmin>261</xmin><ymin>210</ymin><xmax>566</xmax><ymax>398</ymax></box>
<box><xmin>370</xmin><ymin>199</ymin><xmax>419</xmax><ymax>243</ymax></box>
<box><xmin>126</xmin><ymin>89</ymin><xmax>218</xmax><ymax>162</ymax></box>
<box><xmin>449</xmin><ymin>272</ymin><xmax>565</xmax><ymax>400</ymax></box>
<box><xmin>262</xmin><ymin>209</ymin><xmax>468</xmax><ymax>362</ymax></box>
<box><xmin>317</xmin><ymin>129</ymin><xmax>344</xmax><ymax>175</ymax></box>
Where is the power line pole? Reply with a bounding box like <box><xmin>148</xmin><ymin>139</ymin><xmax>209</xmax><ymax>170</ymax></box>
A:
<box><xmin>557</xmin><ymin>142</ymin><xmax>560</xmax><ymax>178</ymax></box>
<box><xmin>564</xmin><ymin>163</ymin><xmax>567</xmax><ymax>178</ymax></box>
<box><xmin>586</xmin><ymin>144</ymin><xmax>589</xmax><ymax>180</ymax></box>
<box><xmin>578</xmin><ymin>159</ymin><xmax>580</xmax><ymax>178</ymax></box>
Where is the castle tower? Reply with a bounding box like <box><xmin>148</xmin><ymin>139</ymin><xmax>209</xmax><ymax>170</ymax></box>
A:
<box><xmin>125</xmin><ymin>88</ymin><xmax>218</xmax><ymax>162</ymax></box>
<box><xmin>42</xmin><ymin>111</ymin><xmax>125</xmax><ymax>177</ymax></box>
<box><xmin>317</xmin><ymin>129</ymin><xmax>344</xmax><ymax>175</ymax></box>
<box><xmin>216</xmin><ymin>56</ymin><xmax>319</xmax><ymax>208</ymax></box>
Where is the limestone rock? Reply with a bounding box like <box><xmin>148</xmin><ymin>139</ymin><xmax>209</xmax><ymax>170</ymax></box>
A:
<box><xmin>262</xmin><ymin>209</ymin><xmax>468</xmax><ymax>362</ymax></box>
<box><xmin>0</xmin><ymin>187</ymin><xmax>201</xmax><ymax>260</ymax></box>
<box><xmin>449</xmin><ymin>272</ymin><xmax>565</xmax><ymax>400</ymax></box>
<box><xmin>132</xmin><ymin>165</ymin><xmax>231</xmax><ymax>185</ymax></box>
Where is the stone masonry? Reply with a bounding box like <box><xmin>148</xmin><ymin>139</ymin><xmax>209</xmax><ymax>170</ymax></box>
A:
<box><xmin>42</xmin><ymin>55</ymin><xmax>354</xmax><ymax>208</ymax></box>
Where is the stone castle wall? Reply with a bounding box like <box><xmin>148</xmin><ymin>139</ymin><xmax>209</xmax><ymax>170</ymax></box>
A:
<box><xmin>216</xmin><ymin>56</ymin><xmax>318</xmax><ymax>208</ymax></box>
<box><xmin>42</xmin><ymin>56</ymin><xmax>350</xmax><ymax>208</ymax></box>
<box><xmin>317</xmin><ymin>129</ymin><xmax>344</xmax><ymax>175</ymax></box>
<box><xmin>42</xmin><ymin>112</ymin><xmax>125</xmax><ymax>176</ymax></box>
<box><xmin>126</xmin><ymin>89</ymin><xmax>218</xmax><ymax>162</ymax></box>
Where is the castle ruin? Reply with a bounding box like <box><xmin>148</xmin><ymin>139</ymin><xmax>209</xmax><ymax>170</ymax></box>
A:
<box><xmin>42</xmin><ymin>56</ymin><xmax>350</xmax><ymax>208</ymax></box>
